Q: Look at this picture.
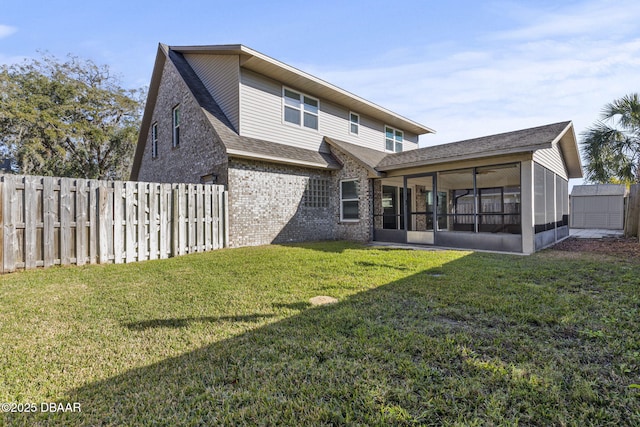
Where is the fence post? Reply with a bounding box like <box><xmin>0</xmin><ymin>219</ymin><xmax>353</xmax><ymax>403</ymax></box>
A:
<box><xmin>624</xmin><ymin>184</ymin><xmax>640</xmax><ymax>238</ymax></box>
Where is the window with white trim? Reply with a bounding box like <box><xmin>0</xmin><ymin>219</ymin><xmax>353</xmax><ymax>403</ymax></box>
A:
<box><xmin>172</xmin><ymin>105</ymin><xmax>180</xmax><ymax>148</ymax></box>
<box><xmin>340</xmin><ymin>179</ymin><xmax>360</xmax><ymax>221</ymax></box>
<box><xmin>151</xmin><ymin>122</ymin><xmax>158</xmax><ymax>158</ymax></box>
<box><xmin>349</xmin><ymin>112</ymin><xmax>359</xmax><ymax>135</ymax></box>
<box><xmin>283</xmin><ymin>87</ymin><xmax>319</xmax><ymax>130</ymax></box>
<box><xmin>385</xmin><ymin>126</ymin><xmax>403</xmax><ymax>152</ymax></box>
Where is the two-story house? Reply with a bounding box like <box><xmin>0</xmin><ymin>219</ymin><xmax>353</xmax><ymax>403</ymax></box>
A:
<box><xmin>131</xmin><ymin>44</ymin><xmax>582</xmax><ymax>253</ymax></box>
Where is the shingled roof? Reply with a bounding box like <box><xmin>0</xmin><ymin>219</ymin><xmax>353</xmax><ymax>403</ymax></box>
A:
<box><xmin>132</xmin><ymin>43</ymin><xmax>581</xmax><ymax>181</ymax></box>
<box><xmin>324</xmin><ymin>137</ymin><xmax>388</xmax><ymax>177</ymax></box>
<box><xmin>322</xmin><ymin>122</ymin><xmax>581</xmax><ymax>178</ymax></box>
<box><xmin>131</xmin><ymin>45</ymin><xmax>341</xmax><ymax>179</ymax></box>
<box><xmin>378</xmin><ymin>121</ymin><xmax>574</xmax><ymax>171</ymax></box>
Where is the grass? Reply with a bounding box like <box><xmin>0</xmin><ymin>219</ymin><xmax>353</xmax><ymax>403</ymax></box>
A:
<box><xmin>0</xmin><ymin>241</ymin><xmax>639</xmax><ymax>426</ymax></box>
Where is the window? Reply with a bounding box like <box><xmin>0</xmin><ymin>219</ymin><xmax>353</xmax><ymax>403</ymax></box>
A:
<box><xmin>385</xmin><ymin>126</ymin><xmax>403</xmax><ymax>152</ymax></box>
<box><xmin>304</xmin><ymin>178</ymin><xmax>329</xmax><ymax>208</ymax></box>
<box><xmin>283</xmin><ymin>88</ymin><xmax>318</xmax><ymax>130</ymax></box>
<box><xmin>340</xmin><ymin>179</ymin><xmax>359</xmax><ymax>221</ymax></box>
<box><xmin>349</xmin><ymin>112</ymin><xmax>359</xmax><ymax>135</ymax></box>
<box><xmin>151</xmin><ymin>122</ymin><xmax>158</xmax><ymax>158</ymax></box>
<box><xmin>172</xmin><ymin>105</ymin><xmax>180</xmax><ymax>147</ymax></box>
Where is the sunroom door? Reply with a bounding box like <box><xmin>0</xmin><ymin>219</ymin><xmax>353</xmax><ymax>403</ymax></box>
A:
<box><xmin>406</xmin><ymin>175</ymin><xmax>435</xmax><ymax>244</ymax></box>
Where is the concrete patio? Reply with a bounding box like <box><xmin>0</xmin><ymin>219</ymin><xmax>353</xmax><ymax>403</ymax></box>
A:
<box><xmin>569</xmin><ymin>229</ymin><xmax>624</xmax><ymax>238</ymax></box>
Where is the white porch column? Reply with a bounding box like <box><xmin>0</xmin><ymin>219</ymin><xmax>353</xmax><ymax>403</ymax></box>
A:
<box><xmin>521</xmin><ymin>160</ymin><xmax>535</xmax><ymax>254</ymax></box>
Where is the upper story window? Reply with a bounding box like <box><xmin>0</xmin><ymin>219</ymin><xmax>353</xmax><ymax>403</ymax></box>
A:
<box><xmin>385</xmin><ymin>126</ymin><xmax>403</xmax><ymax>152</ymax></box>
<box><xmin>283</xmin><ymin>87</ymin><xmax>319</xmax><ymax>130</ymax></box>
<box><xmin>151</xmin><ymin>122</ymin><xmax>158</xmax><ymax>158</ymax></box>
<box><xmin>349</xmin><ymin>112</ymin><xmax>359</xmax><ymax>135</ymax></box>
<box><xmin>172</xmin><ymin>105</ymin><xmax>180</xmax><ymax>148</ymax></box>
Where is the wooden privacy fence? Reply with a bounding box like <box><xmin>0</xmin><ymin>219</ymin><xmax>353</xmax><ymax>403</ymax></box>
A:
<box><xmin>0</xmin><ymin>174</ymin><xmax>228</xmax><ymax>273</ymax></box>
<box><xmin>625</xmin><ymin>183</ymin><xmax>640</xmax><ymax>239</ymax></box>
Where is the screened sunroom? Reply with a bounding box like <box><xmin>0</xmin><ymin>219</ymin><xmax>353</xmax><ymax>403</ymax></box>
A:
<box><xmin>367</xmin><ymin>121</ymin><xmax>582</xmax><ymax>254</ymax></box>
<box><xmin>373</xmin><ymin>162</ymin><xmax>524</xmax><ymax>252</ymax></box>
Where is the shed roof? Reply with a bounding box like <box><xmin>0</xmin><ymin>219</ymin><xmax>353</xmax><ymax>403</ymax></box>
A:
<box><xmin>571</xmin><ymin>184</ymin><xmax>628</xmax><ymax>197</ymax></box>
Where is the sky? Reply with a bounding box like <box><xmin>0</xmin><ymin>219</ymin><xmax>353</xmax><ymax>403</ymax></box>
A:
<box><xmin>2</xmin><ymin>0</ymin><xmax>640</xmax><ymax>187</ymax></box>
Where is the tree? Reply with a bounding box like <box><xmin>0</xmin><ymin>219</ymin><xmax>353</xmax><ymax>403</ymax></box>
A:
<box><xmin>581</xmin><ymin>93</ymin><xmax>640</xmax><ymax>184</ymax></box>
<box><xmin>0</xmin><ymin>53</ymin><xmax>145</xmax><ymax>180</ymax></box>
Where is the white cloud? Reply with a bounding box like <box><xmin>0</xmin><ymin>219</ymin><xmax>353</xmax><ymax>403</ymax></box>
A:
<box><xmin>309</xmin><ymin>0</ymin><xmax>640</xmax><ymax>154</ymax></box>
<box><xmin>0</xmin><ymin>25</ymin><xmax>17</xmax><ymax>39</ymax></box>
<box><xmin>491</xmin><ymin>0</ymin><xmax>640</xmax><ymax>41</ymax></box>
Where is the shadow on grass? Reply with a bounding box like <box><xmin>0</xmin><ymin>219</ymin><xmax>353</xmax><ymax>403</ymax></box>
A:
<box><xmin>6</xmin><ymin>251</ymin><xmax>638</xmax><ymax>426</ymax></box>
<box><xmin>124</xmin><ymin>314</ymin><xmax>277</xmax><ymax>331</ymax></box>
<box><xmin>272</xmin><ymin>302</ymin><xmax>312</xmax><ymax>311</ymax></box>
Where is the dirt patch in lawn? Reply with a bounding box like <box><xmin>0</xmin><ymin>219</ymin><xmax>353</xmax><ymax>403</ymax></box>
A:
<box><xmin>549</xmin><ymin>236</ymin><xmax>640</xmax><ymax>262</ymax></box>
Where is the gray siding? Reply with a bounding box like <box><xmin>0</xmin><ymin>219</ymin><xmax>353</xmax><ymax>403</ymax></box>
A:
<box><xmin>184</xmin><ymin>54</ymin><xmax>240</xmax><ymax>132</ymax></box>
<box><xmin>571</xmin><ymin>195</ymin><xmax>625</xmax><ymax>229</ymax></box>
<box><xmin>239</xmin><ymin>69</ymin><xmax>419</xmax><ymax>153</ymax></box>
<box><xmin>533</xmin><ymin>142</ymin><xmax>568</xmax><ymax>180</ymax></box>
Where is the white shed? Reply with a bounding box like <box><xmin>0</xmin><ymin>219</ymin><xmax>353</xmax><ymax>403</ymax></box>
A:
<box><xmin>570</xmin><ymin>184</ymin><xmax>627</xmax><ymax>229</ymax></box>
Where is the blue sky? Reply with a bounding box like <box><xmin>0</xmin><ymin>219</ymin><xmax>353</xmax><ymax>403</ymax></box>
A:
<box><xmin>2</xmin><ymin>0</ymin><xmax>640</xmax><ymax>185</ymax></box>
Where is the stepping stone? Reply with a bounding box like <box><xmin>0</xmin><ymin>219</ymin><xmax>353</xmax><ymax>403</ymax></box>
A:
<box><xmin>309</xmin><ymin>296</ymin><xmax>338</xmax><ymax>306</ymax></box>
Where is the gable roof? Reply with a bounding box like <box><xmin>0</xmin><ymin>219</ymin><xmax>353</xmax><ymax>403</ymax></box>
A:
<box><xmin>131</xmin><ymin>44</ymin><xmax>341</xmax><ymax>179</ymax></box>
<box><xmin>324</xmin><ymin>137</ymin><xmax>388</xmax><ymax>177</ymax></box>
<box><xmin>131</xmin><ymin>43</ymin><xmax>582</xmax><ymax>181</ymax></box>
<box><xmin>168</xmin><ymin>44</ymin><xmax>435</xmax><ymax>136</ymax></box>
<box><xmin>325</xmin><ymin>121</ymin><xmax>583</xmax><ymax>179</ymax></box>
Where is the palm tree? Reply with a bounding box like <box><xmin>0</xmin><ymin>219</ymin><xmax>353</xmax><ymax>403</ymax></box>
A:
<box><xmin>581</xmin><ymin>93</ymin><xmax>640</xmax><ymax>184</ymax></box>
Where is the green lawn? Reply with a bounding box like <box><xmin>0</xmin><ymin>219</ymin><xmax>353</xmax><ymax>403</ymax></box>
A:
<box><xmin>1</xmin><ymin>241</ymin><xmax>639</xmax><ymax>426</ymax></box>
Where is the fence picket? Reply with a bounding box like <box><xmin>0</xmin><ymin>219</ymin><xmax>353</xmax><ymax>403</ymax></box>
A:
<box><xmin>204</xmin><ymin>185</ymin><xmax>212</xmax><ymax>251</ymax></box>
<box><xmin>125</xmin><ymin>182</ymin><xmax>136</xmax><ymax>263</ymax></box>
<box><xmin>24</xmin><ymin>176</ymin><xmax>38</xmax><ymax>269</ymax></box>
<box><xmin>113</xmin><ymin>181</ymin><xmax>123</xmax><ymax>264</ymax></box>
<box><xmin>42</xmin><ymin>178</ymin><xmax>55</xmax><ymax>268</ymax></box>
<box><xmin>97</xmin><ymin>185</ymin><xmax>110</xmax><ymax>264</ymax></box>
<box><xmin>148</xmin><ymin>183</ymin><xmax>158</xmax><ymax>261</ymax></box>
<box><xmin>159</xmin><ymin>183</ymin><xmax>171</xmax><ymax>259</ymax></box>
<box><xmin>59</xmin><ymin>178</ymin><xmax>71</xmax><ymax>266</ymax></box>
<box><xmin>88</xmin><ymin>180</ymin><xmax>97</xmax><ymax>264</ymax></box>
<box><xmin>76</xmin><ymin>179</ymin><xmax>87</xmax><ymax>266</ymax></box>
<box><xmin>3</xmin><ymin>176</ymin><xmax>17</xmax><ymax>272</ymax></box>
<box><xmin>137</xmin><ymin>182</ymin><xmax>147</xmax><ymax>261</ymax></box>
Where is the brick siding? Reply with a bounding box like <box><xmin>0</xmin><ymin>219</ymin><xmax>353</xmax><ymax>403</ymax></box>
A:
<box><xmin>136</xmin><ymin>59</ymin><xmax>228</xmax><ymax>185</ymax></box>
